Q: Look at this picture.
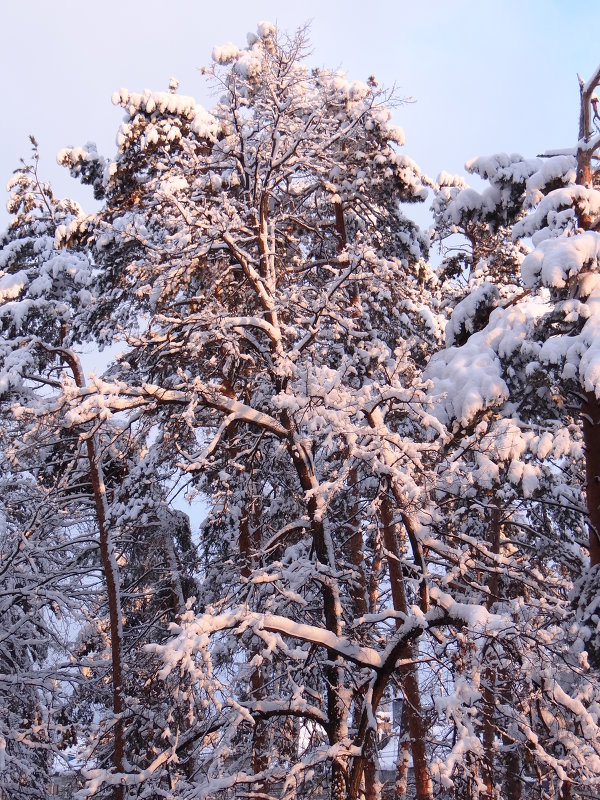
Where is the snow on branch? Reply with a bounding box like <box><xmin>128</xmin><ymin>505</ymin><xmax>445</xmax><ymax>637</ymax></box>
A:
<box><xmin>152</xmin><ymin>609</ymin><xmax>386</xmax><ymax>672</ymax></box>
<box><xmin>151</xmin><ymin>599</ymin><xmax>509</xmax><ymax>686</ymax></box>
<box><xmin>62</xmin><ymin>380</ymin><xmax>289</xmax><ymax>438</ymax></box>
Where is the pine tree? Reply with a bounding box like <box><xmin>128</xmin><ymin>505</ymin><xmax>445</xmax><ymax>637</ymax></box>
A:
<box><xmin>425</xmin><ymin>80</ymin><xmax>600</xmax><ymax>798</ymax></box>
<box><xmin>4</xmin><ymin>22</ymin><xmax>600</xmax><ymax>800</ymax></box>
<box><xmin>59</xmin><ymin>22</ymin><xmax>448</xmax><ymax>800</ymax></box>
<box><xmin>0</xmin><ymin>144</ymin><xmax>198</xmax><ymax>799</ymax></box>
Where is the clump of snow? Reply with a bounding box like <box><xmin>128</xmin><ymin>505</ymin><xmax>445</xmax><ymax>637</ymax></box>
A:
<box><xmin>427</xmin><ymin>299</ymin><xmax>546</xmax><ymax>427</ymax></box>
<box><xmin>0</xmin><ymin>271</ymin><xmax>28</xmax><ymax>302</ymax></box>
<box><xmin>480</xmin><ymin>417</ymin><xmax>527</xmax><ymax>462</ymax></box>
<box><xmin>427</xmin><ymin>340</ymin><xmax>508</xmax><ymax>427</ymax></box>
<box><xmin>466</xmin><ymin>152</ymin><xmax>576</xmax><ymax>200</ymax></box>
<box><xmin>513</xmin><ymin>186</ymin><xmax>600</xmax><ymax>243</ymax></box>
<box><xmin>446</xmin><ymin>282</ymin><xmax>499</xmax><ymax>346</ymax></box>
<box><xmin>524</xmin><ymin>153</ymin><xmax>577</xmax><ymax>205</ymax></box>
<box><xmin>521</xmin><ymin>463</ymin><xmax>541</xmax><ymax>497</ymax></box>
<box><xmin>257</xmin><ymin>21</ymin><xmax>276</xmax><ymax>39</ymax></box>
<box><xmin>522</xmin><ymin>230</ymin><xmax>600</xmax><ymax>289</ymax></box>
<box><xmin>212</xmin><ymin>42</ymin><xmax>240</xmax><ymax>64</ymax></box>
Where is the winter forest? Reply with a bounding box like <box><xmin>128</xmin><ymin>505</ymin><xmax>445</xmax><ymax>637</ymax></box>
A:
<box><xmin>2</xmin><ymin>20</ymin><xmax>600</xmax><ymax>800</ymax></box>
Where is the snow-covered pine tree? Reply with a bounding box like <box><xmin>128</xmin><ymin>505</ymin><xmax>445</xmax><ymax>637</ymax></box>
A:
<box><xmin>425</xmin><ymin>74</ymin><xmax>600</xmax><ymax>799</ymax></box>
<box><xmin>0</xmin><ymin>425</ymin><xmax>91</xmax><ymax>800</ymax></box>
<box><xmin>59</xmin><ymin>22</ymin><xmax>450</xmax><ymax>800</ymax></box>
<box><xmin>0</xmin><ymin>144</ymin><xmax>199</xmax><ymax>800</ymax></box>
<box><xmin>9</xmin><ymin>22</ymin><xmax>600</xmax><ymax>800</ymax></box>
<box><xmin>0</xmin><ymin>143</ymin><xmax>95</xmax><ymax>798</ymax></box>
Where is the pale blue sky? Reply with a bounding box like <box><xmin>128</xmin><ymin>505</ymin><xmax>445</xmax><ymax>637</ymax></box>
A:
<box><xmin>1</xmin><ymin>1</ymin><xmax>599</xmax><ymax>228</ymax></box>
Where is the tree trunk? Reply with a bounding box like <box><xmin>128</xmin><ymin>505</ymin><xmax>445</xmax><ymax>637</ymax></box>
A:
<box><xmin>576</xmin><ymin>69</ymin><xmax>600</xmax><ymax>567</ymax></box>
<box><xmin>380</xmin><ymin>495</ymin><xmax>433</xmax><ymax>800</ymax></box>
<box><xmin>239</xmin><ymin>481</ymin><xmax>270</xmax><ymax>780</ymax></box>
<box><xmin>395</xmin><ymin>713</ymin><xmax>411</xmax><ymax>800</ymax></box>
<box><xmin>345</xmin><ymin>466</ymin><xmax>379</xmax><ymax>800</ymax></box>
<box><xmin>87</xmin><ymin>440</ymin><xmax>126</xmax><ymax>800</ymax></box>
<box><xmin>482</xmin><ymin>503</ymin><xmax>501</xmax><ymax>799</ymax></box>
<box><xmin>287</xmin><ymin>434</ymin><xmax>348</xmax><ymax>800</ymax></box>
<box><xmin>502</xmin><ymin>729</ymin><xmax>522</xmax><ymax>800</ymax></box>
<box><xmin>581</xmin><ymin>390</ymin><xmax>600</xmax><ymax>566</ymax></box>
<box><xmin>64</xmin><ymin>352</ymin><xmax>125</xmax><ymax>800</ymax></box>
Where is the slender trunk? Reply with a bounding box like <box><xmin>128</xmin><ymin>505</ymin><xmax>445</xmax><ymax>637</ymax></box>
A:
<box><xmin>576</xmin><ymin>71</ymin><xmax>600</xmax><ymax>566</ymax></box>
<box><xmin>368</xmin><ymin>532</ymin><xmax>383</xmax><ymax>613</ymax></box>
<box><xmin>348</xmin><ymin>494</ymin><xmax>433</xmax><ymax>800</ymax></box>
<box><xmin>581</xmin><ymin>391</ymin><xmax>600</xmax><ymax>566</ymax></box>
<box><xmin>86</xmin><ymin>440</ymin><xmax>126</xmax><ymax>800</ymax></box>
<box><xmin>333</xmin><ymin>197</ymin><xmax>358</xmax><ymax>305</ymax></box>
<box><xmin>260</xmin><ymin>191</ymin><xmax>347</xmax><ymax>794</ymax></box>
<box><xmin>257</xmin><ymin>189</ymin><xmax>280</xmax><ymax>335</ymax></box>
<box><xmin>482</xmin><ymin>503</ymin><xmax>501</xmax><ymax>799</ymax></box>
<box><xmin>481</xmin><ymin>660</ymin><xmax>497</xmax><ymax>797</ymax></box>
<box><xmin>334</xmin><ymin>199</ymin><xmax>347</xmax><ymax>250</ymax></box>
<box><xmin>349</xmin><ymin>495</ymin><xmax>433</xmax><ymax>800</ymax></box>
<box><xmin>344</xmin><ymin>467</ymin><xmax>379</xmax><ymax>800</ymax></box>
<box><xmin>380</xmin><ymin>496</ymin><xmax>433</xmax><ymax>800</ymax></box>
<box><xmin>345</xmin><ymin>469</ymin><xmax>368</xmax><ymax>620</ymax></box>
<box><xmin>395</xmin><ymin>718</ymin><xmax>411</xmax><ymax>800</ymax></box>
<box><xmin>239</xmin><ymin>499</ymin><xmax>269</xmax><ymax>778</ymax></box>
<box><xmin>65</xmin><ymin>353</ymin><xmax>125</xmax><ymax>800</ymax></box>
<box><xmin>501</xmin><ymin>718</ymin><xmax>521</xmax><ymax>800</ymax></box>
<box><xmin>560</xmin><ymin>779</ymin><xmax>572</xmax><ymax>800</ymax></box>
<box><xmin>362</xmin><ymin>727</ymin><xmax>378</xmax><ymax>800</ymax></box>
<box><xmin>222</xmin><ymin>373</ymin><xmax>270</xmax><ymax>779</ymax></box>
<box><xmin>286</xmin><ymin>431</ymin><xmax>347</xmax><ymax>799</ymax></box>
<box><xmin>366</xmin><ymin>407</ymin><xmax>428</xmax><ymax>614</ymax></box>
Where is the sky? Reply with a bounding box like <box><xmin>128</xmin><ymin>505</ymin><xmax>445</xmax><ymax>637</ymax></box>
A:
<box><xmin>1</xmin><ymin>1</ymin><xmax>600</xmax><ymax>231</ymax></box>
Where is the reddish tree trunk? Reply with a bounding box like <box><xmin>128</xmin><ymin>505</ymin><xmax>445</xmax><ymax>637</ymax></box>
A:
<box><xmin>287</xmin><ymin>434</ymin><xmax>347</xmax><ymax>799</ymax></box>
<box><xmin>86</xmin><ymin>441</ymin><xmax>126</xmax><ymax>800</ymax></box>
<box><xmin>482</xmin><ymin>504</ymin><xmax>501</xmax><ymax>799</ymax></box>
<box><xmin>236</xmin><ymin>465</ymin><xmax>271</xmax><ymax>781</ymax></box>
<box><xmin>576</xmin><ymin>69</ymin><xmax>600</xmax><ymax>567</ymax></box>
<box><xmin>582</xmin><ymin>390</ymin><xmax>600</xmax><ymax>566</ymax></box>
<box><xmin>395</xmin><ymin>713</ymin><xmax>411</xmax><ymax>800</ymax></box>
<box><xmin>65</xmin><ymin>353</ymin><xmax>125</xmax><ymax>800</ymax></box>
<box><xmin>380</xmin><ymin>496</ymin><xmax>433</xmax><ymax>800</ymax></box>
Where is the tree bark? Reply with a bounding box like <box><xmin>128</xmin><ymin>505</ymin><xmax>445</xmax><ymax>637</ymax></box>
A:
<box><xmin>395</xmin><ymin>720</ymin><xmax>411</xmax><ymax>800</ymax></box>
<box><xmin>287</xmin><ymin>434</ymin><xmax>348</xmax><ymax>800</ymax></box>
<box><xmin>64</xmin><ymin>352</ymin><xmax>125</xmax><ymax>800</ymax></box>
<box><xmin>576</xmin><ymin>69</ymin><xmax>600</xmax><ymax>567</ymax></box>
<box><xmin>380</xmin><ymin>495</ymin><xmax>433</xmax><ymax>800</ymax></box>
<box><xmin>86</xmin><ymin>439</ymin><xmax>126</xmax><ymax>800</ymax></box>
<box><xmin>581</xmin><ymin>390</ymin><xmax>600</xmax><ymax>566</ymax></box>
<box><xmin>344</xmin><ymin>467</ymin><xmax>379</xmax><ymax>800</ymax></box>
<box><xmin>501</xmin><ymin>713</ymin><xmax>522</xmax><ymax>800</ymax></box>
<box><xmin>239</xmin><ymin>496</ymin><xmax>270</xmax><ymax>779</ymax></box>
<box><xmin>482</xmin><ymin>503</ymin><xmax>501</xmax><ymax>799</ymax></box>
